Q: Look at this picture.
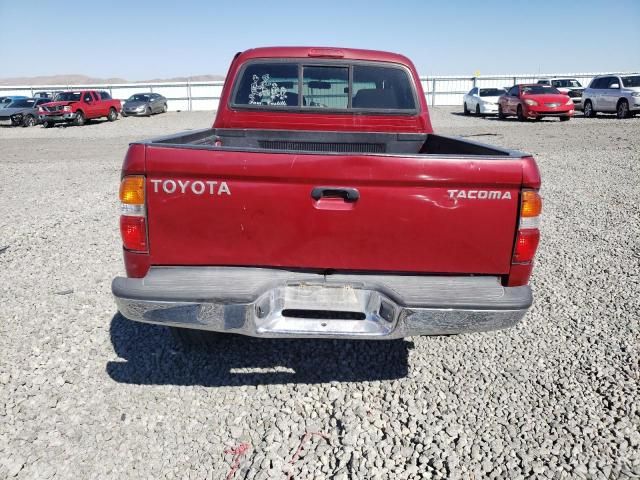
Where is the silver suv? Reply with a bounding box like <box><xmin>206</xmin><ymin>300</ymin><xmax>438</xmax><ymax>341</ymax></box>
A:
<box><xmin>582</xmin><ymin>74</ymin><xmax>640</xmax><ymax>118</ymax></box>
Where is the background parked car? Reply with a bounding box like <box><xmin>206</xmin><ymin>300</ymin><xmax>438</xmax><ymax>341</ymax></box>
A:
<box><xmin>0</xmin><ymin>96</ymin><xmax>28</xmax><ymax>108</ymax></box>
<box><xmin>39</xmin><ymin>90</ymin><xmax>121</xmax><ymax>127</ymax></box>
<box><xmin>463</xmin><ymin>87</ymin><xmax>506</xmax><ymax>115</ymax></box>
<box><xmin>0</xmin><ymin>98</ymin><xmax>51</xmax><ymax>126</ymax></box>
<box><xmin>582</xmin><ymin>74</ymin><xmax>640</xmax><ymax>119</ymax></box>
<box><xmin>537</xmin><ymin>78</ymin><xmax>584</xmax><ymax>110</ymax></box>
<box><xmin>498</xmin><ymin>84</ymin><xmax>574</xmax><ymax>121</ymax></box>
<box><xmin>121</xmin><ymin>93</ymin><xmax>167</xmax><ymax>117</ymax></box>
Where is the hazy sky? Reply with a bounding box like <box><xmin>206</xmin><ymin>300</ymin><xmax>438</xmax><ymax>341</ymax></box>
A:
<box><xmin>1</xmin><ymin>0</ymin><xmax>639</xmax><ymax>79</ymax></box>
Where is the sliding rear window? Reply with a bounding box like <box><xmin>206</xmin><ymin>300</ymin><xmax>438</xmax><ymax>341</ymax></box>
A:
<box><xmin>303</xmin><ymin>66</ymin><xmax>349</xmax><ymax>109</ymax></box>
<box><xmin>352</xmin><ymin>65</ymin><xmax>415</xmax><ymax>109</ymax></box>
<box><xmin>232</xmin><ymin>61</ymin><xmax>417</xmax><ymax>112</ymax></box>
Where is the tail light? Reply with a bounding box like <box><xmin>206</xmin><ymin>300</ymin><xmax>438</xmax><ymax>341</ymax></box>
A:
<box><xmin>513</xmin><ymin>229</ymin><xmax>540</xmax><ymax>263</ymax></box>
<box><xmin>507</xmin><ymin>190</ymin><xmax>542</xmax><ymax>286</ymax></box>
<box><xmin>119</xmin><ymin>175</ymin><xmax>148</xmax><ymax>252</ymax></box>
<box><xmin>120</xmin><ymin>216</ymin><xmax>148</xmax><ymax>251</ymax></box>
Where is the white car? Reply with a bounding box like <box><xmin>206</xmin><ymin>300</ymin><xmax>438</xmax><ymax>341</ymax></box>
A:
<box><xmin>463</xmin><ymin>88</ymin><xmax>506</xmax><ymax>115</ymax></box>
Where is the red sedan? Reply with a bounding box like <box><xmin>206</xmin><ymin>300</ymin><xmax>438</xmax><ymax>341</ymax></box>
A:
<box><xmin>498</xmin><ymin>84</ymin><xmax>574</xmax><ymax>121</ymax></box>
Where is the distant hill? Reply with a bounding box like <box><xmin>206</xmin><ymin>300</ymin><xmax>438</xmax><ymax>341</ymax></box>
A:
<box><xmin>0</xmin><ymin>74</ymin><xmax>226</xmax><ymax>86</ymax></box>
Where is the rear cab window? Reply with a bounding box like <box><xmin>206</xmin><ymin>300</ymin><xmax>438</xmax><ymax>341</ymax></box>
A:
<box><xmin>352</xmin><ymin>65</ymin><xmax>415</xmax><ymax>109</ymax></box>
<box><xmin>303</xmin><ymin>66</ymin><xmax>349</xmax><ymax>108</ymax></box>
<box><xmin>231</xmin><ymin>60</ymin><xmax>417</xmax><ymax>112</ymax></box>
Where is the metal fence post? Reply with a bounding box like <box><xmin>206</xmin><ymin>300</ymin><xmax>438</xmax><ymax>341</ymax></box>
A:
<box><xmin>472</xmin><ymin>77</ymin><xmax>477</xmax><ymax>89</ymax></box>
<box><xmin>431</xmin><ymin>78</ymin><xmax>436</xmax><ymax>107</ymax></box>
<box><xmin>187</xmin><ymin>80</ymin><xmax>192</xmax><ymax>111</ymax></box>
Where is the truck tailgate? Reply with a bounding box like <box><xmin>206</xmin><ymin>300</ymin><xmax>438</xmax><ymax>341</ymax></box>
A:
<box><xmin>144</xmin><ymin>146</ymin><xmax>522</xmax><ymax>275</ymax></box>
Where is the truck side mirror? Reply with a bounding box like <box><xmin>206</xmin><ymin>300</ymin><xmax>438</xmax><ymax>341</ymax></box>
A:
<box><xmin>610</xmin><ymin>83</ymin><xmax>620</xmax><ymax>89</ymax></box>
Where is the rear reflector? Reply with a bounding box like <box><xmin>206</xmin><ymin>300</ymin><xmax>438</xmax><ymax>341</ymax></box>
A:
<box><xmin>120</xmin><ymin>215</ymin><xmax>148</xmax><ymax>252</ymax></box>
<box><xmin>519</xmin><ymin>216</ymin><xmax>540</xmax><ymax>229</ymax></box>
<box><xmin>513</xmin><ymin>229</ymin><xmax>540</xmax><ymax>263</ymax></box>
<box><xmin>120</xmin><ymin>203</ymin><xmax>145</xmax><ymax>216</ymax></box>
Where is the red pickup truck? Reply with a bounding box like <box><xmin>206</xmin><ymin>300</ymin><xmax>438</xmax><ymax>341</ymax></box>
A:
<box><xmin>39</xmin><ymin>90</ymin><xmax>121</xmax><ymax>127</ymax></box>
<box><xmin>112</xmin><ymin>47</ymin><xmax>542</xmax><ymax>342</ymax></box>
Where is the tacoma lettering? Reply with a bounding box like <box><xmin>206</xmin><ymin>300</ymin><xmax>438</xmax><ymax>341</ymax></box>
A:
<box><xmin>447</xmin><ymin>189</ymin><xmax>512</xmax><ymax>200</ymax></box>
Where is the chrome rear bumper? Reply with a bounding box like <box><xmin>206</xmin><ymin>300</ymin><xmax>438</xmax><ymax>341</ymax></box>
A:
<box><xmin>112</xmin><ymin>267</ymin><xmax>532</xmax><ymax>339</ymax></box>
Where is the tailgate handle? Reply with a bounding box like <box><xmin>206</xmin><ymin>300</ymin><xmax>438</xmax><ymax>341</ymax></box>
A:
<box><xmin>311</xmin><ymin>187</ymin><xmax>359</xmax><ymax>202</ymax></box>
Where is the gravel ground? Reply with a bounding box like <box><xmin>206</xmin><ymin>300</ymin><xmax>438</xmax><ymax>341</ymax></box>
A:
<box><xmin>0</xmin><ymin>109</ymin><xmax>638</xmax><ymax>479</ymax></box>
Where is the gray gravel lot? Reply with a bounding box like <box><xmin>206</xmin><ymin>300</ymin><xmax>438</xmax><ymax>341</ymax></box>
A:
<box><xmin>1</xmin><ymin>109</ymin><xmax>639</xmax><ymax>479</ymax></box>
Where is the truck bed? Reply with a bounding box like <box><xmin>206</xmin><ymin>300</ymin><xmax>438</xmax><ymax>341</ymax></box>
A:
<box><xmin>148</xmin><ymin>128</ymin><xmax>521</xmax><ymax>157</ymax></box>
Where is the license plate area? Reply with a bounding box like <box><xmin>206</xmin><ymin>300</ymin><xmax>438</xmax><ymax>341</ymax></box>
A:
<box><xmin>283</xmin><ymin>284</ymin><xmax>363</xmax><ymax>315</ymax></box>
<box><xmin>254</xmin><ymin>284</ymin><xmax>399</xmax><ymax>337</ymax></box>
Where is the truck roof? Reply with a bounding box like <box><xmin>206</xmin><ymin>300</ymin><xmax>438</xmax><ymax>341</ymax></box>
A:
<box><xmin>236</xmin><ymin>46</ymin><xmax>415</xmax><ymax>66</ymax></box>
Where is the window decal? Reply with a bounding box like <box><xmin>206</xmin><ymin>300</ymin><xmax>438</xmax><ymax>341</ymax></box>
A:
<box><xmin>249</xmin><ymin>74</ymin><xmax>288</xmax><ymax>106</ymax></box>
